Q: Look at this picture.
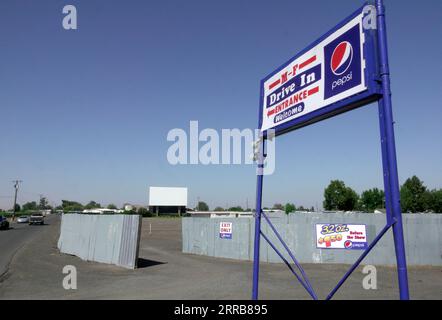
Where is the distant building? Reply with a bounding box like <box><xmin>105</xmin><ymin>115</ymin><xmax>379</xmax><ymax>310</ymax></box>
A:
<box><xmin>123</xmin><ymin>204</ymin><xmax>147</xmax><ymax>212</ymax></box>
<box><xmin>124</xmin><ymin>204</ymin><xmax>134</xmax><ymax>211</ymax></box>
<box><xmin>82</xmin><ymin>208</ymin><xmax>123</xmax><ymax>214</ymax></box>
<box><xmin>190</xmin><ymin>211</ymin><xmax>254</xmax><ymax>218</ymax></box>
<box><xmin>149</xmin><ymin>187</ymin><xmax>187</xmax><ymax>216</ymax></box>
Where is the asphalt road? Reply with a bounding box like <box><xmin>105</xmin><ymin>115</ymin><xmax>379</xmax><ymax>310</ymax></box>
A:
<box><xmin>0</xmin><ymin>215</ymin><xmax>58</xmax><ymax>278</ymax></box>
<box><xmin>0</xmin><ymin>217</ymin><xmax>441</xmax><ymax>299</ymax></box>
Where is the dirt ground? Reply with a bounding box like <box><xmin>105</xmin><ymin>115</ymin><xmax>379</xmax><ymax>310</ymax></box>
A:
<box><xmin>0</xmin><ymin>216</ymin><xmax>440</xmax><ymax>300</ymax></box>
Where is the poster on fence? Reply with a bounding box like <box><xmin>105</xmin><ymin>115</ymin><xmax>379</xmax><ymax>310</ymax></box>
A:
<box><xmin>315</xmin><ymin>223</ymin><xmax>367</xmax><ymax>250</ymax></box>
<box><xmin>219</xmin><ymin>222</ymin><xmax>233</xmax><ymax>239</ymax></box>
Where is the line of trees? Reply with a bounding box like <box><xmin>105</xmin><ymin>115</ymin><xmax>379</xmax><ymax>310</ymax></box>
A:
<box><xmin>15</xmin><ymin>199</ymin><xmax>113</xmax><ymax>213</ymax></box>
<box><xmin>323</xmin><ymin>176</ymin><xmax>442</xmax><ymax>213</ymax></box>
<box><xmin>18</xmin><ymin>197</ymin><xmax>51</xmax><ymax>212</ymax></box>
<box><xmin>57</xmin><ymin>200</ymin><xmax>153</xmax><ymax>216</ymax></box>
<box><xmin>16</xmin><ymin>199</ymin><xmax>131</xmax><ymax>213</ymax></box>
<box><xmin>57</xmin><ymin>200</ymin><xmax>130</xmax><ymax>212</ymax></box>
<box><xmin>268</xmin><ymin>203</ymin><xmax>314</xmax><ymax>214</ymax></box>
<box><xmin>197</xmin><ymin>201</ymin><xmax>248</xmax><ymax>212</ymax></box>
<box><xmin>15</xmin><ymin>174</ymin><xmax>435</xmax><ymax>215</ymax></box>
<box><xmin>196</xmin><ymin>201</ymin><xmax>315</xmax><ymax>214</ymax></box>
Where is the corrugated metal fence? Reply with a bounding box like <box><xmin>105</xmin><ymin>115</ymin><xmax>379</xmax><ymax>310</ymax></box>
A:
<box><xmin>58</xmin><ymin>214</ymin><xmax>142</xmax><ymax>269</ymax></box>
<box><xmin>182</xmin><ymin>212</ymin><xmax>442</xmax><ymax>266</ymax></box>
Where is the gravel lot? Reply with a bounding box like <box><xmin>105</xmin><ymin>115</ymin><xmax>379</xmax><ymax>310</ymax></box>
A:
<box><xmin>0</xmin><ymin>216</ymin><xmax>440</xmax><ymax>300</ymax></box>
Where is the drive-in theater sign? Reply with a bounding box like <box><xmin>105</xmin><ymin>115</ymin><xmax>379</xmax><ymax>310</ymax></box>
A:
<box><xmin>252</xmin><ymin>0</ymin><xmax>410</xmax><ymax>300</ymax></box>
<box><xmin>259</xmin><ymin>5</ymin><xmax>378</xmax><ymax>134</ymax></box>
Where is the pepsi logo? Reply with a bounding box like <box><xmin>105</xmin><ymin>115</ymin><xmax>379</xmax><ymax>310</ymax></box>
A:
<box><xmin>331</xmin><ymin>41</ymin><xmax>353</xmax><ymax>76</ymax></box>
<box><xmin>344</xmin><ymin>240</ymin><xmax>353</xmax><ymax>249</ymax></box>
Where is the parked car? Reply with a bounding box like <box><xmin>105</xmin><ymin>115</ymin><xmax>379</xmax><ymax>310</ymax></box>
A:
<box><xmin>17</xmin><ymin>215</ymin><xmax>30</xmax><ymax>224</ymax></box>
<box><xmin>29</xmin><ymin>213</ymin><xmax>44</xmax><ymax>225</ymax></box>
<box><xmin>0</xmin><ymin>216</ymin><xmax>9</xmax><ymax>230</ymax></box>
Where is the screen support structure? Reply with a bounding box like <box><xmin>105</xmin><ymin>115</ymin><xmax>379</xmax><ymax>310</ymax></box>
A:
<box><xmin>251</xmin><ymin>0</ymin><xmax>409</xmax><ymax>300</ymax></box>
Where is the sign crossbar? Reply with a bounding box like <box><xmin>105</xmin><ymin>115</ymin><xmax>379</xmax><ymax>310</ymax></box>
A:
<box><xmin>326</xmin><ymin>221</ymin><xmax>394</xmax><ymax>300</ymax></box>
<box><xmin>261</xmin><ymin>211</ymin><xmax>317</xmax><ymax>299</ymax></box>
<box><xmin>260</xmin><ymin>231</ymin><xmax>317</xmax><ymax>300</ymax></box>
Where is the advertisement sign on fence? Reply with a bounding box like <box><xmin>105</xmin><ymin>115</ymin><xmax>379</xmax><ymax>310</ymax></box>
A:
<box><xmin>219</xmin><ymin>222</ymin><xmax>233</xmax><ymax>239</ymax></box>
<box><xmin>316</xmin><ymin>223</ymin><xmax>367</xmax><ymax>250</ymax></box>
<box><xmin>260</xmin><ymin>5</ymin><xmax>379</xmax><ymax>135</ymax></box>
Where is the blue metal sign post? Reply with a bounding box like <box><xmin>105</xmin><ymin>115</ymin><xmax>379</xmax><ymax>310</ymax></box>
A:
<box><xmin>375</xmin><ymin>0</ymin><xmax>409</xmax><ymax>299</ymax></box>
<box><xmin>252</xmin><ymin>0</ymin><xmax>409</xmax><ymax>300</ymax></box>
<box><xmin>251</xmin><ymin>135</ymin><xmax>264</xmax><ymax>300</ymax></box>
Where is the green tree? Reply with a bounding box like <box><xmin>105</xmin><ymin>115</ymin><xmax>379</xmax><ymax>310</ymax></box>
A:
<box><xmin>22</xmin><ymin>201</ymin><xmax>38</xmax><ymax>211</ymax></box>
<box><xmin>323</xmin><ymin>180</ymin><xmax>359</xmax><ymax>211</ymax></box>
<box><xmin>228</xmin><ymin>206</ymin><xmax>244</xmax><ymax>212</ymax></box>
<box><xmin>214</xmin><ymin>207</ymin><xmax>224</xmax><ymax>211</ymax></box>
<box><xmin>84</xmin><ymin>201</ymin><xmax>101</xmax><ymax>209</ymax></box>
<box><xmin>272</xmin><ymin>203</ymin><xmax>284</xmax><ymax>210</ymax></box>
<box><xmin>137</xmin><ymin>207</ymin><xmax>151</xmax><ymax>217</ymax></box>
<box><xmin>284</xmin><ymin>203</ymin><xmax>296</xmax><ymax>214</ymax></box>
<box><xmin>39</xmin><ymin>197</ymin><xmax>50</xmax><ymax>210</ymax></box>
<box><xmin>62</xmin><ymin>200</ymin><xmax>84</xmax><ymax>212</ymax></box>
<box><xmin>13</xmin><ymin>204</ymin><xmax>21</xmax><ymax>212</ymax></box>
<box><xmin>400</xmin><ymin>176</ymin><xmax>430</xmax><ymax>213</ymax></box>
<box><xmin>429</xmin><ymin>189</ymin><xmax>442</xmax><ymax>213</ymax></box>
<box><xmin>197</xmin><ymin>201</ymin><xmax>209</xmax><ymax>211</ymax></box>
<box><xmin>107</xmin><ymin>204</ymin><xmax>117</xmax><ymax>210</ymax></box>
<box><xmin>360</xmin><ymin>188</ymin><xmax>385</xmax><ymax>212</ymax></box>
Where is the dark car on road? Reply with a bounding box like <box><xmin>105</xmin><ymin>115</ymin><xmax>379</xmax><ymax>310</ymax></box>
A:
<box><xmin>29</xmin><ymin>213</ymin><xmax>44</xmax><ymax>225</ymax></box>
<box><xmin>0</xmin><ymin>215</ymin><xmax>9</xmax><ymax>230</ymax></box>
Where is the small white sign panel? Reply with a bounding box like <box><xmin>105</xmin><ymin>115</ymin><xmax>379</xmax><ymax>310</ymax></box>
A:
<box><xmin>315</xmin><ymin>223</ymin><xmax>367</xmax><ymax>250</ymax></box>
<box><xmin>219</xmin><ymin>222</ymin><xmax>233</xmax><ymax>239</ymax></box>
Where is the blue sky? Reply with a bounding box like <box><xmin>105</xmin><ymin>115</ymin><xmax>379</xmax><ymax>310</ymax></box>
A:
<box><xmin>1</xmin><ymin>0</ymin><xmax>441</xmax><ymax>210</ymax></box>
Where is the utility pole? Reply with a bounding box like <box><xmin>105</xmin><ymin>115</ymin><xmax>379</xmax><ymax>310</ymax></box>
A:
<box><xmin>12</xmin><ymin>180</ymin><xmax>22</xmax><ymax>220</ymax></box>
<box><xmin>39</xmin><ymin>194</ymin><xmax>45</xmax><ymax>210</ymax></box>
